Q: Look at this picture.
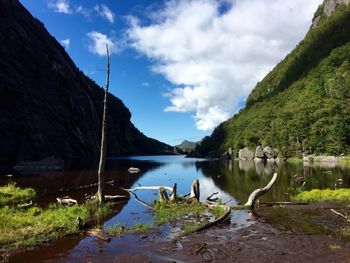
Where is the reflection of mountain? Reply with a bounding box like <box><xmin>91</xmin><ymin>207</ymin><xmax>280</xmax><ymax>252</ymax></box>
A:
<box><xmin>196</xmin><ymin>160</ymin><xmax>350</xmax><ymax>203</ymax></box>
<box><xmin>0</xmin><ymin>159</ymin><xmax>163</xmax><ymax>201</ymax></box>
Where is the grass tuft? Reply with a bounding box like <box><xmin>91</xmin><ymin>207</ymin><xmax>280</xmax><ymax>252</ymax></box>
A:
<box><xmin>0</xmin><ymin>184</ymin><xmax>35</xmax><ymax>207</ymax></box>
<box><xmin>292</xmin><ymin>188</ymin><xmax>350</xmax><ymax>202</ymax></box>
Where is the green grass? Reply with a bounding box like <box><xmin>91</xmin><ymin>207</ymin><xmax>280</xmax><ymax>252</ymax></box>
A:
<box><xmin>152</xmin><ymin>200</ymin><xmax>207</xmax><ymax>225</ymax></box>
<box><xmin>211</xmin><ymin>205</ymin><xmax>225</xmax><ymax>219</ymax></box>
<box><xmin>292</xmin><ymin>188</ymin><xmax>350</xmax><ymax>202</ymax></box>
<box><xmin>0</xmin><ymin>184</ymin><xmax>36</xmax><ymax>207</ymax></box>
<box><xmin>0</xmin><ymin>185</ymin><xmax>114</xmax><ymax>253</ymax></box>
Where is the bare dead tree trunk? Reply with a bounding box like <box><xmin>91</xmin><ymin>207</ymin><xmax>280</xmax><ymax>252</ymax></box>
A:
<box><xmin>170</xmin><ymin>183</ymin><xmax>177</xmax><ymax>202</ymax></box>
<box><xmin>97</xmin><ymin>45</ymin><xmax>111</xmax><ymax>205</ymax></box>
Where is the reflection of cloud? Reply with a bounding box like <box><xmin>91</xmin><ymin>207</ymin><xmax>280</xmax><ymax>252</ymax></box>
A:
<box><xmin>200</xmin><ymin>177</ymin><xmax>237</xmax><ymax>205</ymax></box>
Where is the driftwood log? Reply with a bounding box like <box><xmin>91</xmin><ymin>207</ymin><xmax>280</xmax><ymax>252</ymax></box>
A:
<box><xmin>104</xmin><ymin>195</ymin><xmax>129</xmax><ymax>201</ymax></box>
<box><xmin>56</xmin><ymin>197</ymin><xmax>78</xmax><ymax>206</ymax></box>
<box><xmin>244</xmin><ymin>173</ymin><xmax>278</xmax><ymax>208</ymax></box>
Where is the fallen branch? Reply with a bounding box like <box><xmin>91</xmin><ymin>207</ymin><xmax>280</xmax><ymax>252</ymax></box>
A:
<box><xmin>123</xmin><ymin>186</ymin><xmax>174</xmax><ymax>193</ymax></box>
<box><xmin>330</xmin><ymin>209</ymin><xmax>349</xmax><ymax>222</ymax></box>
<box><xmin>17</xmin><ymin>200</ymin><xmax>33</xmax><ymax>209</ymax></box>
<box><xmin>244</xmin><ymin>173</ymin><xmax>278</xmax><ymax>208</ymax></box>
<box><xmin>194</xmin><ymin>243</ymin><xmax>207</xmax><ymax>255</ymax></box>
<box><xmin>84</xmin><ymin>228</ymin><xmax>111</xmax><ymax>242</ymax></box>
<box><xmin>192</xmin><ymin>204</ymin><xmax>231</xmax><ymax>233</ymax></box>
<box><xmin>121</xmin><ymin>188</ymin><xmax>152</xmax><ymax>208</ymax></box>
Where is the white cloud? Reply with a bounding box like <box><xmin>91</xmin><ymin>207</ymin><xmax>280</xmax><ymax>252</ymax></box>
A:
<box><xmin>94</xmin><ymin>4</ymin><xmax>115</xmax><ymax>23</ymax></box>
<box><xmin>60</xmin><ymin>38</ymin><xmax>70</xmax><ymax>50</ymax></box>
<box><xmin>127</xmin><ymin>0</ymin><xmax>323</xmax><ymax>131</ymax></box>
<box><xmin>142</xmin><ymin>82</ymin><xmax>150</xmax><ymax>87</ymax></box>
<box><xmin>86</xmin><ymin>31</ymin><xmax>119</xmax><ymax>56</ymax></box>
<box><xmin>48</xmin><ymin>0</ymin><xmax>72</xmax><ymax>14</ymax></box>
<box><xmin>76</xmin><ymin>5</ymin><xmax>91</xmax><ymax>17</ymax></box>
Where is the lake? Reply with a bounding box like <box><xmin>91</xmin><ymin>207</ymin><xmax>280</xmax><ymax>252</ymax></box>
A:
<box><xmin>2</xmin><ymin>155</ymin><xmax>350</xmax><ymax>262</ymax></box>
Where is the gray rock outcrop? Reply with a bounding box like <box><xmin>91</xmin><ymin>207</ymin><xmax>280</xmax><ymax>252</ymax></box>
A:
<box><xmin>255</xmin><ymin>146</ymin><xmax>265</xmax><ymax>159</ymax></box>
<box><xmin>324</xmin><ymin>0</ymin><xmax>350</xmax><ymax>16</ymax></box>
<box><xmin>263</xmin><ymin>146</ymin><xmax>276</xmax><ymax>159</ymax></box>
<box><xmin>239</xmin><ymin>148</ymin><xmax>254</xmax><ymax>160</ymax></box>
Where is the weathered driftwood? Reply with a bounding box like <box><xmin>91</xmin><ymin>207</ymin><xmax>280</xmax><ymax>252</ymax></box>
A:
<box><xmin>193</xmin><ymin>204</ymin><xmax>231</xmax><ymax>233</ymax></box>
<box><xmin>84</xmin><ymin>228</ymin><xmax>111</xmax><ymax>242</ymax></box>
<box><xmin>194</xmin><ymin>243</ymin><xmax>207</xmax><ymax>255</ymax></box>
<box><xmin>244</xmin><ymin>173</ymin><xmax>278</xmax><ymax>208</ymax></box>
<box><xmin>124</xmin><ymin>186</ymin><xmax>174</xmax><ymax>193</ymax></box>
<box><xmin>17</xmin><ymin>200</ymin><xmax>33</xmax><ymax>208</ymax></box>
<box><xmin>128</xmin><ymin>167</ymin><xmax>141</xmax><ymax>173</ymax></box>
<box><xmin>330</xmin><ymin>209</ymin><xmax>349</xmax><ymax>222</ymax></box>
<box><xmin>121</xmin><ymin>188</ymin><xmax>152</xmax><ymax>208</ymax></box>
<box><xmin>159</xmin><ymin>187</ymin><xmax>170</xmax><ymax>203</ymax></box>
<box><xmin>190</xmin><ymin>179</ymin><xmax>200</xmax><ymax>201</ymax></box>
<box><xmin>56</xmin><ymin>197</ymin><xmax>78</xmax><ymax>206</ymax></box>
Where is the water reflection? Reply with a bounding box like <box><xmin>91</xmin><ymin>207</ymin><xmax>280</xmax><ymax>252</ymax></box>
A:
<box><xmin>4</xmin><ymin>156</ymin><xmax>350</xmax><ymax>262</ymax></box>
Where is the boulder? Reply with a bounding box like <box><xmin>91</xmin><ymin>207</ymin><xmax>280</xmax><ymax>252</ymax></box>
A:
<box><xmin>263</xmin><ymin>146</ymin><xmax>276</xmax><ymax>159</ymax></box>
<box><xmin>220</xmin><ymin>151</ymin><xmax>231</xmax><ymax>160</ymax></box>
<box><xmin>238</xmin><ymin>148</ymin><xmax>254</xmax><ymax>160</ymax></box>
<box><xmin>255</xmin><ymin>146</ymin><xmax>265</xmax><ymax>159</ymax></box>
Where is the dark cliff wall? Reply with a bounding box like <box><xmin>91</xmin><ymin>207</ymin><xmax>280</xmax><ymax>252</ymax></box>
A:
<box><xmin>0</xmin><ymin>0</ymin><xmax>172</xmax><ymax>169</ymax></box>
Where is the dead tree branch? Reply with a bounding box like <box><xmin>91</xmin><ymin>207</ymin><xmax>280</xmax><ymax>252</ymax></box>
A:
<box><xmin>244</xmin><ymin>173</ymin><xmax>278</xmax><ymax>208</ymax></box>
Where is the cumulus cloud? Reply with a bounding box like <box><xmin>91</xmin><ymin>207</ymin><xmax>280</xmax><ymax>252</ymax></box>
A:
<box><xmin>86</xmin><ymin>31</ymin><xmax>119</xmax><ymax>56</ymax></box>
<box><xmin>94</xmin><ymin>4</ymin><xmax>115</xmax><ymax>23</ymax></box>
<box><xmin>60</xmin><ymin>38</ymin><xmax>70</xmax><ymax>50</ymax></box>
<box><xmin>127</xmin><ymin>0</ymin><xmax>323</xmax><ymax>130</ymax></box>
<box><xmin>48</xmin><ymin>0</ymin><xmax>72</xmax><ymax>14</ymax></box>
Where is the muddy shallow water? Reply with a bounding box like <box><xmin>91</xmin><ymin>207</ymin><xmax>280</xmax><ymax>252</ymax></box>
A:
<box><xmin>1</xmin><ymin>156</ymin><xmax>350</xmax><ymax>262</ymax></box>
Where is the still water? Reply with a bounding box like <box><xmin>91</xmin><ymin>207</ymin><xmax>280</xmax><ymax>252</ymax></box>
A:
<box><xmin>2</xmin><ymin>155</ymin><xmax>350</xmax><ymax>262</ymax></box>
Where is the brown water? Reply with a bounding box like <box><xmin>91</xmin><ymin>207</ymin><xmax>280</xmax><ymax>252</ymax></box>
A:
<box><xmin>1</xmin><ymin>156</ymin><xmax>350</xmax><ymax>262</ymax></box>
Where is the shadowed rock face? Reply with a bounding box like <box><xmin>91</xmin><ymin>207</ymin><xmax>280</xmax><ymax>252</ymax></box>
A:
<box><xmin>0</xmin><ymin>0</ymin><xmax>172</xmax><ymax>169</ymax></box>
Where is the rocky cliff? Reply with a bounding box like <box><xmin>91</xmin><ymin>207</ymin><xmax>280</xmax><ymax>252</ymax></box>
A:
<box><xmin>0</xmin><ymin>0</ymin><xmax>173</xmax><ymax>170</ymax></box>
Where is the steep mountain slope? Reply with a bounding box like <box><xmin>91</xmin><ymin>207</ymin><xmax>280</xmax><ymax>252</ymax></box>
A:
<box><xmin>0</xmin><ymin>0</ymin><xmax>172</xmax><ymax>169</ymax></box>
<box><xmin>194</xmin><ymin>0</ymin><xmax>350</xmax><ymax>158</ymax></box>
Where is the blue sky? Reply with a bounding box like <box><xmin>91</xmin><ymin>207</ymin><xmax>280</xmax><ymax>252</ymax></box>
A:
<box><xmin>19</xmin><ymin>0</ymin><xmax>322</xmax><ymax>146</ymax></box>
